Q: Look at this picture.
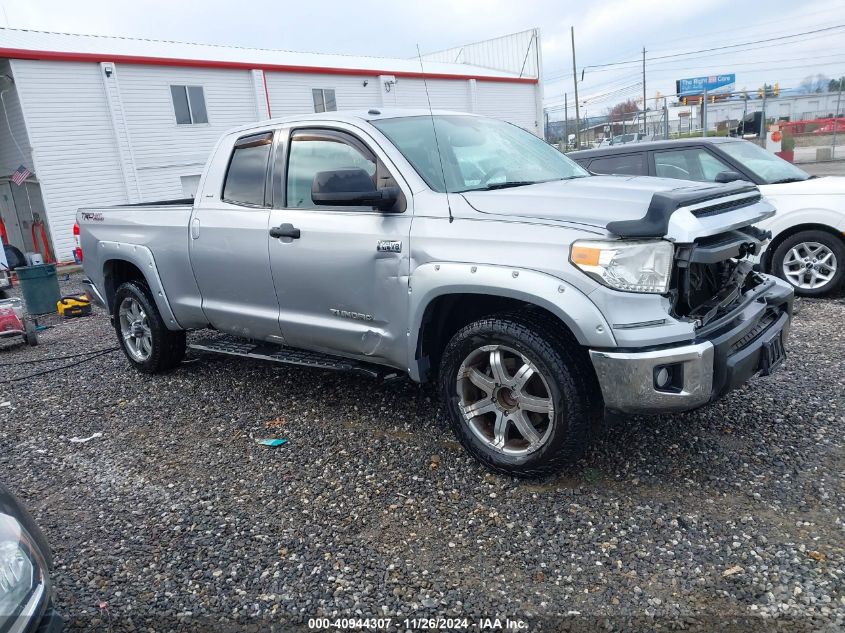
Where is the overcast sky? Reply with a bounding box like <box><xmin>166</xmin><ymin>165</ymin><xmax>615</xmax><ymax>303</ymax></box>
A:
<box><xmin>5</xmin><ymin>0</ymin><xmax>845</xmax><ymax>119</ymax></box>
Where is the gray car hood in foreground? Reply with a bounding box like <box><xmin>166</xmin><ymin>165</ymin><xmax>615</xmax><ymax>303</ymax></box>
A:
<box><xmin>460</xmin><ymin>175</ymin><xmax>732</xmax><ymax>228</ymax></box>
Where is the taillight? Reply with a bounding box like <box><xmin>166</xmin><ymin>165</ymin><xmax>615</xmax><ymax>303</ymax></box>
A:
<box><xmin>73</xmin><ymin>222</ymin><xmax>83</xmax><ymax>263</ymax></box>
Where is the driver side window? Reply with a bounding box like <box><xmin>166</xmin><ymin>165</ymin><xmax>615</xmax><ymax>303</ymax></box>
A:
<box><xmin>654</xmin><ymin>148</ymin><xmax>733</xmax><ymax>182</ymax></box>
<box><xmin>286</xmin><ymin>131</ymin><xmax>377</xmax><ymax>209</ymax></box>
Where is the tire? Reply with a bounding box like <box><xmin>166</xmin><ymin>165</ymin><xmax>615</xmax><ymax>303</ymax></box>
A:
<box><xmin>113</xmin><ymin>280</ymin><xmax>185</xmax><ymax>373</ymax></box>
<box><xmin>438</xmin><ymin>311</ymin><xmax>599</xmax><ymax>477</ymax></box>
<box><xmin>771</xmin><ymin>230</ymin><xmax>845</xmax><ymax>297</ymax></box>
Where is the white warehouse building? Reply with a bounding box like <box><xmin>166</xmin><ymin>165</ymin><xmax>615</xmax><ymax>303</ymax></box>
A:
<box><xmin>0</xmin><ymin>28</ymin><xmax>542</xmax><ymax>263</ymax></box>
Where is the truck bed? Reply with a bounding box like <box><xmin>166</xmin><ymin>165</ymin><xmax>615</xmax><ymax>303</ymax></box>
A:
<box><xmin>77</xmin><ymin>201</ymin><xmax>202</xmax><ymax>327</ymax></box>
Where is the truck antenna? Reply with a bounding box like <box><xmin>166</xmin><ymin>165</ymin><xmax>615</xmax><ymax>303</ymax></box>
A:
<box><xmin>416</xmin><ymin>44</ymin><xmax>453</xmax><ymax>223</ymax></box>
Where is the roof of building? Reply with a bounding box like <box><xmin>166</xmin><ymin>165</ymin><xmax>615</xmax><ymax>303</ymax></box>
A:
<box><xmin>0</xmin><ymin>27</ymin><xmax>536</xmax><ymax>83</ymax></box>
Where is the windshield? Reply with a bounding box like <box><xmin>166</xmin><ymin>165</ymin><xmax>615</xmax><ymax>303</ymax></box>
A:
<box><xmin>371</xmin><ymin>115</ymin><xmax>588</xmax><ymax>193</ymax></box>
<box><xmin>719</xmin><ymin>140</ymin><xmax>810</xmax><ymax>184</ymax></box>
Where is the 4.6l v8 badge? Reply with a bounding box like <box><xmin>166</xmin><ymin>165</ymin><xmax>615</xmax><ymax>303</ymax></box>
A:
<box><xmin>376</xmin><ymin>240</ymin><xmax>402</xmax><ymax>253</ymax></box>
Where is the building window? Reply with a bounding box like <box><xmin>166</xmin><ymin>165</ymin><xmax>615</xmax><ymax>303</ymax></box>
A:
<box><xmin>312</xmin><ymin>88</ymin><xmax>337</xmax><ymax>113</ymax></box>
<box><xmin>170</xmin><ymin>85</ymin><xmax>208</xmax><ymax>125</ymax></box>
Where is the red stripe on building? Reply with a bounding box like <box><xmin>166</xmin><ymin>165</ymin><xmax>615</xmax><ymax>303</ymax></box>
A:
<box><xmin>0</xmin><ymin>47</ymin><xmax>539</xmax><ymax>84</ymax></box>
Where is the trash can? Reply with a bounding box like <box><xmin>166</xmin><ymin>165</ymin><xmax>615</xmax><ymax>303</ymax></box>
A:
<box><xmin>16</xmin><ymin>264</ymin><xmax>61</xmax><ymax>315</ymax></box>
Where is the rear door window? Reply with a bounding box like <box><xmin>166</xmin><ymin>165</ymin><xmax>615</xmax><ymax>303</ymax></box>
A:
<box><xmin>222</xmin><ymin>132</ymin><xmax>274</xmax><ymax>207</ymax></box>
<box><xmin>587</xmin><ymin>153</ymin><xmax>647</xmax><ymax>176</ymax></box>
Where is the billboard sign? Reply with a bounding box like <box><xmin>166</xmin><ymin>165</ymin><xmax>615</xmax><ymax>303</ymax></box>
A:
<box><xmin>676</xmin><ymin>74</ymin><xmax>736</xmax><ymax>97</ymax></box>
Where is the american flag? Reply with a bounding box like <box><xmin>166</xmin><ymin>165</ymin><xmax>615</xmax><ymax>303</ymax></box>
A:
<box><xmin>11</xmin><ymin>165</ymin><xmax>31</xmax><ymax>186</ymax></box>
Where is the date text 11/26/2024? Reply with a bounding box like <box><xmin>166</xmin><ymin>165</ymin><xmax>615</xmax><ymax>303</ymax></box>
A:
<box><xmin>308</xmin><ymin>617</ymin><xmax>529</xmax><ymax>630</ymax></box>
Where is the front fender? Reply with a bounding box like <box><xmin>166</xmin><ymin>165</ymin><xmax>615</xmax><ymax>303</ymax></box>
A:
<box><xmin>407</xmin><ymin>262</ymin><xmax>616</xmax><ymax>381</ymax></box>
<box><xmin>98</xmin><ymin>241</ymin><xmax>183</xmax><ymax>330</ymax></box>
<box><xmin>762</xmin><ymin>205</ymin><xmax>845</xmax><ymax>241</ymax></box>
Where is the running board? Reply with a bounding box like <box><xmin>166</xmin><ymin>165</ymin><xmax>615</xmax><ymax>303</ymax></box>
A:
<box><xmin>188</xmin><ymin>335</ymin><xmax>399</xmax><ymax>380</ymax></box>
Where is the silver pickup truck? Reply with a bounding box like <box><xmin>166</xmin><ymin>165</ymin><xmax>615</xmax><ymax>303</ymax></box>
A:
<box><xmin>78</xmin><ymin>109</ymin><xmax>793</xmax><ymax>476</ymax></box>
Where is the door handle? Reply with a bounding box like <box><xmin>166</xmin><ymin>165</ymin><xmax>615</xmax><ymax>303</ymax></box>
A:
<box><xmin>191</xmin><ymin>217</ymin><xmax>200</xmax><ymax>239</ymax></box>
<box><xmin>269</xmin><ymin>223</ymin><xmax>300</xmax><ymax>239</ymax></box>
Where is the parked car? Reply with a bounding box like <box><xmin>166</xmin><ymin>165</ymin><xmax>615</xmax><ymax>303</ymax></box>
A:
<box><xmin>78</xmin><ymin>110</ymin><xmax>792</xmax><ymax>476</ymax></box>
<box><xmin>610</xmin><ymin>132</ymin><xmax>645</xmax><ymax>145</ymax></box>
<box><xmin>570</xmin><ymin>137</ymin><xmax>845</xmax><ymax>296</ymax></box>
<box><xmin>0</xmin><ymin>482</ymin><xmax>62</xmax><ymax>632</ymax></box>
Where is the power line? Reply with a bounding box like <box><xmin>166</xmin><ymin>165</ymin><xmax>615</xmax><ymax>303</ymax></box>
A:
<box><xmin>543</xmin><ymin>24</ymin><xmax>845</xmax><ymax>82</ymax></box>
<box><xmin>556</xmin><ymin>32</ymin><xmax>845</xmax><ymax>77</ymax></box>
<box><xmin>588</xmin><ymin>24</ymin><xmax>845</xmax><ymax>69</ymax></box>
<box><xmin>545</xmin><ymin>79</ymin><xmax>641</xmax><ymax>106</ymax></box>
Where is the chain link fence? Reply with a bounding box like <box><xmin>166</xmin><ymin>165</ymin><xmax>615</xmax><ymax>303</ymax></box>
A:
<box><xmin>545</xmin><ymin>89</ymin><xmax>844</xmax><ymax>162</ymax></box>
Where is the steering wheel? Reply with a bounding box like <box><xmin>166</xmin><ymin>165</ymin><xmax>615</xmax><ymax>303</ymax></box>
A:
<box><xmin>481</xmin><ymin>166</ymin><xmax>509</xmax><ymax>186</ymax></box>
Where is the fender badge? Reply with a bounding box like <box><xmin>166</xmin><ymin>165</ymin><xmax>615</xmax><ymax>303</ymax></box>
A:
<box><xmin>377</xmin><ymin>240</ymin><xmax>402</xmax><ymax>253</ymax></box>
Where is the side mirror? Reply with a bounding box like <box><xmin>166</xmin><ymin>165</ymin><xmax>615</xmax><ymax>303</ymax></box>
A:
<box><xmin>311</xmin><ymin>168</ymin><xmax>398</xmax><ymax>210</ymax></box>
<box><xmin>715</xmin><ymin>170</ymin><xmax>744</xmax><ymax>183</ymax></box>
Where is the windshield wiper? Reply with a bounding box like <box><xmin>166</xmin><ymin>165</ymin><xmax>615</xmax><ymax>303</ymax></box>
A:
<box><xmin>462</xmin><ymin>181</ymin><xmax>538</xmax><ymax>192</ymax></box>
<box><xmin>769</xmin><ymin>177</ymin><xmax>808</xmax><ymax>184</ymax></box>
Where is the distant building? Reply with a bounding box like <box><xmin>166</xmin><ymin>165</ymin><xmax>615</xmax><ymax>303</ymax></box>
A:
<box><xmin>0</xmin><ymin>28</ymin><xmax>542</xmax><ymax>262</ymax></box>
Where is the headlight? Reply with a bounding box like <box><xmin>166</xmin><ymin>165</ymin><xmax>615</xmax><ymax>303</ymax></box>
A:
<box><xmin>570</xmin><ymin>239</ymin><xmax>674</xmax><ymax>294</ymax></box>
<box><xmin>0</xmin><ymin>513</ymin><xmax>46</xmax><ymax>630</ymax></box>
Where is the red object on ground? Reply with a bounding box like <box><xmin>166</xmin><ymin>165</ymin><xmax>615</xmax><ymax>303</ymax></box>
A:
<box><xmin>0</xmin><ymin>305</ymin><xmax>25</xmax><ymax>333</ymax></box>
<box><xmin>775</xmin><ymin>150</ymin><xmax>795</xmax><ymax>163</ymax></box>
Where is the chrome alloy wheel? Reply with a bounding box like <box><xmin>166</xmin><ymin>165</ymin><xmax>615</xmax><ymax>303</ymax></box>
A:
<box><xmin>782</xmin><ymin>241</ymin><xmax>837</xmax><ymax>290</ymax></box>
<box><xmin>118</xmin><ymin>296</ymin><xmax>153</xmax><ymax>362</ymax></box>
<box><xmin>456</xmin><ymin>345</ymin><xmax>554</xmax><ymax>456</ymax></box>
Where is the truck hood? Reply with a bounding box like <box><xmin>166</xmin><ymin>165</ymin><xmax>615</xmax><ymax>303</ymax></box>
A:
<box><xmin>461</xmin><ymin>175</ymin><xmax>683</xmax><ymax>226</ymax></box>
<box><xmin>461</xmin><ymin>175</ymin><xmax>775</xmax><ymax>242</ymax></box>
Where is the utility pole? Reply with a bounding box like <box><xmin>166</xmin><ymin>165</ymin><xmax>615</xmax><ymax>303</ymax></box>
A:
<box><xmin>564</xmin><ymin>93</ymin><xmax>569</xmax><ymax>147</ymax></box>
<box><xmin>642</xmin><ymin>47</ymin><xmax>647</xmax><ymax>136</ymax></box>
<box><xmin>663</xmin><ymin>96</ymin><xmax>669</xmax><ymax>139</ymax></box>
<box><xmin>833</xmin><ymin>82</ymin><xmax>842</xmax><ymax>159</ymax></box>
<box><xmin>571</xmin><ymin>26</ymin><xmax>580</xmax><ymax>149</ymax></box>
<box><xmin>702</xmin><ymin>88</ymin><xmax>708</xmax><ymax>138</ymax></box>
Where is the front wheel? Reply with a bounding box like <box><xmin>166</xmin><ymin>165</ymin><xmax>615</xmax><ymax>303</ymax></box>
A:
<box><xmin>439</xmin><ymin>313</ymin><xmax>597</xmax><ymax>477</ymax></box>
<box><xmin>771</xmin><ymin>230</ymin><xmax>845</xmax><ymax>297</ymax></box>
<box><xmin>113</xmin><ymin>280</ymin><xmax>185</xmax><ymax>373</ymax></box>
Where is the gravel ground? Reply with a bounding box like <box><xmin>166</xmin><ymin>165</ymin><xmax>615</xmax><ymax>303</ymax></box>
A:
<box><xmin>1</xmin><ymin>273</ymin><xmax>843</xmax><ymax>632</ymax></box>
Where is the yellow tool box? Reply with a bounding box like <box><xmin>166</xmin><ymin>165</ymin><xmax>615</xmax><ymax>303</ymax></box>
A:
<box><xmin>57</xmin><ymin>295</ymin><xmax>92</xmax><ymax>318</ymax></box>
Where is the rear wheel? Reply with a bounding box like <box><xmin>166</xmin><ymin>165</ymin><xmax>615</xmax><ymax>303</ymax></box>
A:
<box><xmin>772</xmin><ymin>230</ymin><xmax>845</xmax><ymax>297</ymax></box>
<box><xmin>113</xmin><ymin>281</ymin><xmax>185</xmax><ymax>373</ymax></box>
<box><xmin>439</xmin><ymin>312</ymin><xmax>598</xmax><ymax>477</ymax></box>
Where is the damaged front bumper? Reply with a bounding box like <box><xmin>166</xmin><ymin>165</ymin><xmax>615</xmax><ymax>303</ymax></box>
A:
<box><xmin>589</xmin><ymin>275</ymin><xmax>793</xmax><ymax>414</ymax></box>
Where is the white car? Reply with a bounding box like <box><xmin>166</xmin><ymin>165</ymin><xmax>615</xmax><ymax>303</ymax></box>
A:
<box><xmin>570</xmin><ymin>138</ymin><xmax>845</xmax><ymax>296</ymax></box>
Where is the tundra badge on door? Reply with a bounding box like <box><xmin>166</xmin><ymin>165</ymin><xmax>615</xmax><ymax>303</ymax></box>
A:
<box><xmin>376</xmin><ymin>240</ymin><xmax>402</xmax><ymax>253</ymax></box>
